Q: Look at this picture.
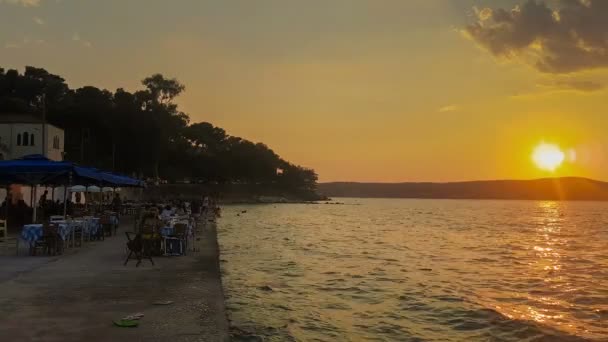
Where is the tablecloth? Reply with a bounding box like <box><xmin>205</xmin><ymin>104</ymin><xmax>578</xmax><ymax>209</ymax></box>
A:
<box><xmin>160</xmin><ymin>218</ymin><xmax>192</xmax><ymax>237</ymax></box>
<box><xmin>160</xmin><ymin>227</ymin><xmax>174</xmax><ymax>237</ymax></box>
<box><xmin>21</xmin><ymin>223</ymin><xmax>73</xmax><ymax>243</ymax></box>
<box><xmin>87</xmin><ymin>217</ymin><xmax>101</xmax><ymax>236</ymax></box>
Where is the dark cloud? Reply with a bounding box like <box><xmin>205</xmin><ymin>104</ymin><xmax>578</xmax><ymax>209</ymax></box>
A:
<box><xmin>465</xmin><ymin>0</ymin><xmax>608</xmax><ymax>73</ymax></box>
<box><xmin>553</xmin><ymin>79</ymin><xmax>605</xmax><ymax>92</ymax></box>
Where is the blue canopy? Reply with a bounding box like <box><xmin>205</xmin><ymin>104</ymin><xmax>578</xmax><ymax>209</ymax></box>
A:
<box><xmin>98</xmin><ymin>171</ymin><xmax>145</xmax><ymax>187</ymax></box>
<box><xmin>0</xmin><ymin>155</ymin><xmax>144</xmax><ymax>187</ymax></box>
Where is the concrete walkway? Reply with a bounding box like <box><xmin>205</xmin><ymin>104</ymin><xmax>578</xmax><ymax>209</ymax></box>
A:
<box><xmin>0</xmin><ymin>219</ymin><xmax>229</xmax><ymax>342</ymax></box>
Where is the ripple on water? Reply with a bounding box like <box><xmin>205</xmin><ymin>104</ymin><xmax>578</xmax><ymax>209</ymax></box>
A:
<box><xmin>219</xmin><ymin>200</ymin><xmax>608</xmax><ymax>341</ymax></box>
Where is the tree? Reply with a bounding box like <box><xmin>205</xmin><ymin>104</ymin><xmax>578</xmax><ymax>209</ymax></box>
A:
<box><xmin>0</xmin><ymin>66</ymin><xmax>320</xmax><ymax>198</ymax></box>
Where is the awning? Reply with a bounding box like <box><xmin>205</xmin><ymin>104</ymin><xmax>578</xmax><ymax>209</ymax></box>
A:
<box><xmin>0</xmin><ymin>155</ymin><xmax>144</xmax><ymax>187</ymax></box>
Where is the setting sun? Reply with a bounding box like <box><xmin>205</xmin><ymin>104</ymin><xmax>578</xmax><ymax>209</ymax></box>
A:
<box><xmin>533</xmin><ymin>143</ymin><xmax>565</xmax><ymax>172</ymax></box>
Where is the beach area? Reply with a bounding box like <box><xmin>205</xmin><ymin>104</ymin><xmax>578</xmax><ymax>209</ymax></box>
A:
<box><xmin>0</xmin><ymin>216</ymin><xmax>229</xmax><ymax>342</ymax></box>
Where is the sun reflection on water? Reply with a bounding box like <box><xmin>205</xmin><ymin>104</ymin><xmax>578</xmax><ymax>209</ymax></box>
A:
<box><xmin>221</xmin><ymin>199</ymin><xmax>608</xmax><ymax>340</ymax></box>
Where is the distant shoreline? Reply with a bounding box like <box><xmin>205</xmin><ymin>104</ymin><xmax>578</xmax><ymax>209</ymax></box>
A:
<box><xmin>319</xmin><ymin>177</ymin><xmax>608</xmax><ymax>202</ymax></box>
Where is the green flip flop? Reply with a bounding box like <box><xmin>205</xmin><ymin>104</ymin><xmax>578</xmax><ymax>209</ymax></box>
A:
<box><xmin>113</xmin><ymin>319</ymin><xmax>139</xmax><ymax>328</ymax></box>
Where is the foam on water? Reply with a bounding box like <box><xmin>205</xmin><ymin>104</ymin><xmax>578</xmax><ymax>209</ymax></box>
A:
<box><xmin>219</xmin><ymin>199</ymin><xmax>607</xmax><ymax>341</ymax></box>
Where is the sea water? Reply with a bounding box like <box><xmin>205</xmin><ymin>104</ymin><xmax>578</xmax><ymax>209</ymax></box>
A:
<box><xmin>219</xmin><ymin>199</ymin><xmax>608</xmax><ymax>341</ymax></box>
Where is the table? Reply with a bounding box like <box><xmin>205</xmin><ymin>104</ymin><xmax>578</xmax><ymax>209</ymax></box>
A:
<box><xmin>163</xmin><ymin>218</ymin><xmax>193</xmax><ymax>236</ymax></box>
<box><xmin>21</xmin><ymin>223</ymin><xmax>73</xmax><ymax>245</ymax></box>
<box><xmin>160</xmin><ymin>217</ymin><xmax>195</xmax><ymax>255</ymax></box>
<box><xmin>160</xmin><ymin>227</ymin><xmax>174</xmax><ymax>237</ymax></box>
<box><xmin>85</xmin><ymin>217</ymin><xmax>101</xmax><ymax>237</ymax></box>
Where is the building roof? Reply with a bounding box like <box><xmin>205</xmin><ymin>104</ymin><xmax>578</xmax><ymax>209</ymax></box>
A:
<box><xmin>0</xmin><ymin>113</ymin><xmax>44</xmax><ymax>124</ymax></box>
<box><xmin>0</xmin><ymin>113</ymin><xmax>63</xmax><ymax>131</ymax></box>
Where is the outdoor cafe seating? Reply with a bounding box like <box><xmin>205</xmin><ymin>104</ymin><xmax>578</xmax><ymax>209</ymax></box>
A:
<box><xmin>125</xmin><ymin>207</ymin><xmax>195</xmax><ymax>259</ymax></box>
<box><xmin>0</xmin><ymin>155</ymin><xmax>143</xmax><ymax>257</ymax></box>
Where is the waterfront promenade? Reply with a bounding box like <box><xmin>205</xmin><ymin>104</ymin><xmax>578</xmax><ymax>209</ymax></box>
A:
<box><xmin>0</xmin><ymin>218</ymin><xmax>229</xmax><ymax>342</ymax></box>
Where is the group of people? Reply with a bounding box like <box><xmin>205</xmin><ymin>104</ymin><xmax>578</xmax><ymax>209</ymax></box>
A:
<box><xmin>160</xmin><ymin>201</ymin><xmax>190</xmax><ymax>220</ymax></box>
<box><xmin>144</xmin><ymin>195</ymin><xmax>221</xmax><ymax>223</ymax></box>
<box><xmin>0</xmin><ymin>191</ymin><xmax>75</xmax><ymax>227</ymax></box>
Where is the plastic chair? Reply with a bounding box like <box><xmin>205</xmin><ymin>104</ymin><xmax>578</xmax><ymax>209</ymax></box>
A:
<box><xmin>164</xmin><ymin>223</ymin><xmax>188</xmax><ymax>256</ymax></box>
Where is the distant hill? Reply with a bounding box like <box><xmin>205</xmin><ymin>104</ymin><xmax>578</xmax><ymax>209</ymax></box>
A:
<box><xmin>318</xmin><ymin>178</ymin><xmax>608</xmax><ymax>201</ymax></box>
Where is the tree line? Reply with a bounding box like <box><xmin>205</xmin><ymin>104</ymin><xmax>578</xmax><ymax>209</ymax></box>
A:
<box><xmin>0</xmin><ymin>66</ymin><xmax>319</xmax><ymax>198</ymax></box>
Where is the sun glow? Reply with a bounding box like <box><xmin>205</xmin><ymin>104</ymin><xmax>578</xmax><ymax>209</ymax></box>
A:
<box><xmin>533</xmin><ymin>143</ymin><xmax>565</xmax><ymax>172</ymax></box>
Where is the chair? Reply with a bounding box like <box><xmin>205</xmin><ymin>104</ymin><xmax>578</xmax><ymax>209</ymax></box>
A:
<box><xmin>88</xmin><ymin>218</ymin><xmax>102</xmax><ymax>241</ymax></box>
<box><xmin>133</xmin><ymin>208</ymin><xmax>143</xmax><ymax>233</ymax></box>
<box><xmin>174</xmin><ymin>223</ymin><xmax>189</xmax><ymax>254</ymax></box>
<box><xmin>71</xmin><ymin>222</ymin><xmax>83</xmax><ymax>247</ymax></box>
<box><xmin>163</xmin><ymin>223</ymin><xmax>188</xmax><ymax>256</ymax></box>
<box><xmin>124</xmin><ymin>232</ymin><xmax>154</xmax><ymax>267</ymax></box>
<box><xmin>31</xmin><ymin>223</ymin><xmax>62</xmax><ymax>256</ymax></box>
<box><xmin>0</xmin><ymin>219</ymin><xmax>17</xmax><ymax>256</ymax></box>
<box><xmin>0</xmin><ymin>219</ymin><xmax>7</xmax><ymax>242</ymax></box>
<box><xmin>140</xmin><ymin>223</ymin><xmax>161</xmax><ymax>256</ymax></box>
<box><xmin>49</xmin><ymin>215</ymin><xmax>64</xmax><ymax>223</ymax></box>
<box><xmin>140</xmin><ymin>215</ymin><xmax>159</xmax><ymax>233</ymax></box>
<box><xmin>100</xmin><ymin>215</ymin><xmax>114</xmax><ymax>237</ymax></box>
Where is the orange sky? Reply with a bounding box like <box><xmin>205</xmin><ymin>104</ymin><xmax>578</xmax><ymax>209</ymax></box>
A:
<box><xmin>2</xmin><ymin>0</ymin><xmax>608</xmax><ymax>182</ymax></box>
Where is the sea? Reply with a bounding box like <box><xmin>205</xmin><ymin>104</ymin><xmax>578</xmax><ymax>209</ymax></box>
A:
<box><xmin>218</xmin><ymin>199</ymin><xmax>608</xmax><ymax>341</ymax></box>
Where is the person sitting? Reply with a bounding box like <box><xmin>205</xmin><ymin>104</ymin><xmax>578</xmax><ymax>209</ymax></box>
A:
<box><xmin>160</xmin><ymin>205</ymin><xmax>173</xmax><ymax>220</ymax></box>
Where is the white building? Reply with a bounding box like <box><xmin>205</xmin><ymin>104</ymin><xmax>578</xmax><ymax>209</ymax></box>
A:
<box><xmin>0</xmin><ymin>114</ymin><xmax>67</xmax><ymax>208</ymax></box>
<box><xmin>0</xmin><ymin>113</ymin><xmax>65</xmax><ymax>161</ymax></box>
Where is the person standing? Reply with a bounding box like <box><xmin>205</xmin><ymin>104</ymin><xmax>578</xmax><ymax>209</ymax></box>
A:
<box><xmin>112</xmin><ymin>193</ymin><xmax>122</xmax><ymax>214</ymax></box>
<box><xmin>39</xmin><ymin>190</ymin><xmax>48</xmax><ymax>206</ymax></box>
<box><xmin>39</xmin><ymin>190</ymin><xmax>49</xmax><ymax>220</ymax></box>
<box><xmin>202</xmin><ymin>195</ymin><xmax>210</xmax><ymax>217</ymax></box>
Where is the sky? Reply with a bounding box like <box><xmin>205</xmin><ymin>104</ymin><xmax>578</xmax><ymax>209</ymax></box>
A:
<box><xmin>1</xmin><ymin>0</ymin><xmax>608</xmax><ymax>182</ymax></box>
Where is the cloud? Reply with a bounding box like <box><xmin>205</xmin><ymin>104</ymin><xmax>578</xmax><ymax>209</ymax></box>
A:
<box><xmin>33</xmin><ymin>16</ymin><xmax>44</xmax><ymax>25</ymax></box>
<box><xmin>0</xmin><ymin>0</ymin><xmax>41</xmax><ymax>7</ymax></box>
<box><xmin>3</xmin><ymin>37</ymin><xmax>45</xmax><ymax>49</ymax></box>
<box><xmin>438</xmin><ymin>105</ymin><xmax>459</xmax><ymax>113</ymax></box>
<box><xmin>464</xmin><ymin>0</ymin><xmax>608</xmax><ymax>74</ymax></box>
<box><xmin>71</xmin><ymin>32</ymin><xmax>92</xmax><ymax>48</ymax></box>
<box><xmin>539</xmin><ymin>78</ymin><xmax>606</xmax><ymax>92</ymax></box>
<box><xmin>554</xmin><ymin>79</ymin><xmax>605</xmax><ymax>92</ymax></box>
